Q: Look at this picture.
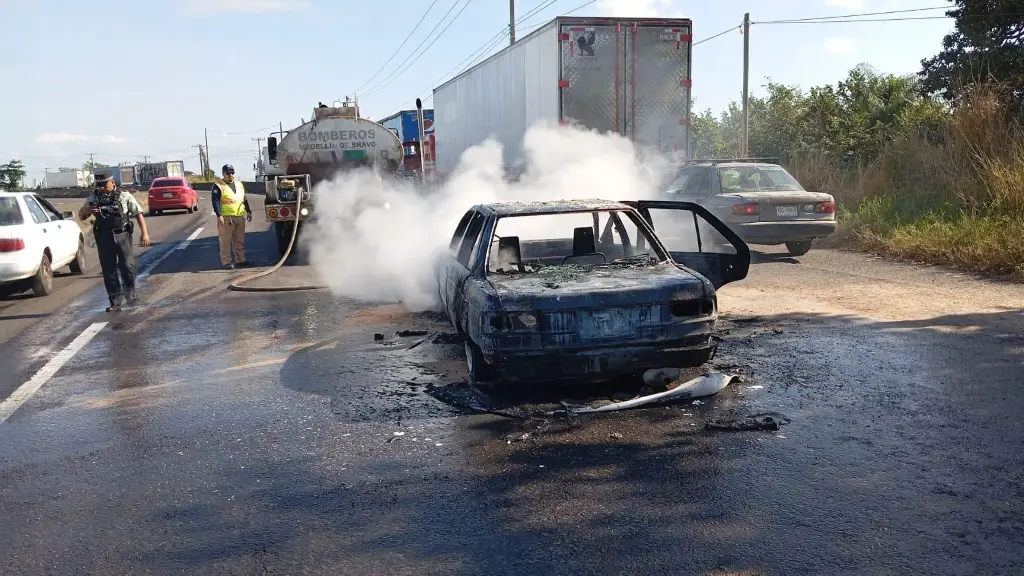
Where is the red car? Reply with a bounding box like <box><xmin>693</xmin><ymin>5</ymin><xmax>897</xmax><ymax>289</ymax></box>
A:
<box><xmin>147</xmin><ymin>177</ymin><xmax>199</xmax><ymax>216</ymax></box>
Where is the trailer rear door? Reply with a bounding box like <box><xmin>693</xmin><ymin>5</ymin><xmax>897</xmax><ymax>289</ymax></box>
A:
<box><xmin>558</xmin><ymin>18</ymin><xmax>692</xmax><ymax>159</ymax></box>
<box><xmin>626</xmin><ymin>22</ymin><xmax>692</xmax><ymax>160</ymax></box>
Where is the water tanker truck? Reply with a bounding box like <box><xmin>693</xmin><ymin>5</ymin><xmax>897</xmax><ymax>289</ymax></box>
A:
<box><xmin>264</xmin><ymin>98</ymin><xmax>403</xmax><ymax>256</ymax></box>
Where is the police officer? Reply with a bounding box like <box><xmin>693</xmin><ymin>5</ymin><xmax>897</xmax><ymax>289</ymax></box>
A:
<box><xmin>211</xmin><ymin>164</ymin><xmax>252</xmax><ymax>270</ymax></box>
<box><xmin>78</xmin><ymin>173</ymin><xmax>151</xmax><ymax>312</ymax></box>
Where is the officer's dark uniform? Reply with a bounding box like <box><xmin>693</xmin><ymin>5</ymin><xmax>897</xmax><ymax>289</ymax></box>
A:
<box><xmin>86</xmin><ymin>175</ymin><xmax>143</xmax><ymax>311</ymax></box>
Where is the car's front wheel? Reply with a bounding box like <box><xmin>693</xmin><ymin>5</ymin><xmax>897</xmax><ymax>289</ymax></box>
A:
<box><xmin>31</xmin><ymin>254</ymin><xmax>53</xmax><ymax>297</ymax></box>
<box><xmin>785</xmin><ymin>240</ymin><xmax>813</xmax><ymax>256</ymax></box>
<box><xmin>69</xmin><ymin>238</ymin><xmax>86</xmax><ymax>275</ymax></box>
<box><xmin>464</xmin><ymin>341</ymin><xmax>495</xmax><ymax>383</ymax></box>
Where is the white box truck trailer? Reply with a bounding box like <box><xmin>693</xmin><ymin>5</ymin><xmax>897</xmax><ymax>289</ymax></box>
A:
<box><xmin>432</xmin><ymin>16</ymin><xmax>693</xmax><ymax>176</ymax></box>
<box><xmin>43</xmin><ymin>169</ymin><xmax>93</xmax><ymax>189</ymax></box>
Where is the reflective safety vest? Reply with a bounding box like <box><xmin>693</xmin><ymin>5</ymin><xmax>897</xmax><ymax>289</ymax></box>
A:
<box><xmin>216</xmin><ymin>179</ymin><xmax>246</xmax><ymax>217</ymax></box>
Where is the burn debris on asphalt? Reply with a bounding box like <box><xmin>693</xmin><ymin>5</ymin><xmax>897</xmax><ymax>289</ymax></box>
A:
<box><xmin>705</xmin><ymin>412</ymin><xmax>791</xmax><ymax>432</ymax></box>
<box><xmin>396</xmin><ymin>329</ymin><xmax>430</xmax><ymax>337</ymax></box>
<box><xmin>431</xmin><ymin>332</ymin><xmax>462</xmax><ymax>345</ymax></box>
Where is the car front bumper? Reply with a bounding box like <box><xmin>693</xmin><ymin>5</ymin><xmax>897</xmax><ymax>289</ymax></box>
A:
<box><xmin>486</xmin><ymin>332</ymin><xmax>716</xmax><ymax>384</ymax></box>
<box><xmin>733</xmin><ymin>221</ymin><xmax>837</xmax><ymax>244</ymax></box>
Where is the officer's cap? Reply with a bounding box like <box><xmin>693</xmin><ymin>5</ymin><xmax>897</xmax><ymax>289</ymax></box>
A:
<box><xmin>94</xmin><ymin>173</ymin><xmax>113</xmax><ymax>184</ymax></box>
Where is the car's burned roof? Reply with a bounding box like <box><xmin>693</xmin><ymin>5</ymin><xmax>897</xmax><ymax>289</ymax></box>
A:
<box><xmin>480</xmin><ymin>198</ymin><xmax>631</xmax><ymax>216</ymax></box>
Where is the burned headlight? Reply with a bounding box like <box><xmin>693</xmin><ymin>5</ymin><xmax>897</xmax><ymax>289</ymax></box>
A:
<box><xmin>489</xmin><ymin>312</ymin><xmax>538</xmax><ymax>331</ymax></box>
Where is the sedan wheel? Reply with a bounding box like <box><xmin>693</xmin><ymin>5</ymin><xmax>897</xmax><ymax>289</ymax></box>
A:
<box><xmin>69</xmin><ymin>238</ymin><xmax>86</xmax><ymax>275</ymax></box>
<box><xmin>31</xmin><ymin>254</ymin><xmax>53</xmax><ymax>297</ymax></box>
<box><xmin>464</xmin><ymin>341</ymin><xmax>494</xmax><ymax>383</ymax></box>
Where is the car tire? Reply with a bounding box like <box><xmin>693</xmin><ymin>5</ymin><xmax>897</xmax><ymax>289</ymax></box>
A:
<box><xmin>69</xmin><ymin>238</ymin><xmax>86</xmax><ymax>275</ymax></box>
<box><xmin>785</xmin><ymin>240</ymin><xmax>812</xmax><ymax>256</ymax></box>
<box><xmin>31</xmin><ymin>254</ymin><xmax>53</xmax><ymax>297</ymax></box>
<box><xmin>464</xmin><ymin>341</ymin><xmax>495</xmax><ymax>383</ymax></box>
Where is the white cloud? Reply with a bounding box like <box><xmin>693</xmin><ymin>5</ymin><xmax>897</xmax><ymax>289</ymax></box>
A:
<box><xmin>595</xmin><ymin>0</ymin><xmax>684</xmax><ymax>18</ymax></box>
<box><xmin>36</xmin><ymin>132</ymin><xmax>88</xmax><ymax>144</ymax></box>
<box><xmin>825</xmin><ymin>0</ymin><xmax>865</xmax><ymax>8</ymax></box>
<box><xmin>101</xmin><ymin>134</ymin><xmax>128</xmax><ymax>144</ymax></box>
<box><xmin>183</xmin><ymin>0</ymin><xmax>310</xmax><ymax>14</ymax></box>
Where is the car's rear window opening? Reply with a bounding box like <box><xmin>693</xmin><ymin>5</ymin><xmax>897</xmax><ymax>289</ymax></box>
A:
<box><xmin>487</xmin><ymin>209</ymin><xmax>662</xmax><ymax>275</ymax></box>
<box><xmin>719</xmin><ymin>165</ymin><xmax>804</xmax><ymax>192</ymax></box>
<box><xmin>151</xmin><ymin>179</ymin><xmax>185</xmax><ymax>188</ymax></box>
<box><xmin>0</xmin><ymin>197</ymin><xmax>25</xmax><ymax>226</ymax></box>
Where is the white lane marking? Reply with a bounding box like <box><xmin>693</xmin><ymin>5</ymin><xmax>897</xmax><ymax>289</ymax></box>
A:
<box><xmin>0</xmin><ymin>322</ymin><xmax>109</xmax><ymax>423</ymax></box>
<box><xmin>175</xmin><ymin>226</ymin><xmax>205</xmax><ymax>251</ymax></box>
<box><xmin>137</xmin><ymin>226</ymin><xmax>203</xmax><ymax>283</ymax></box>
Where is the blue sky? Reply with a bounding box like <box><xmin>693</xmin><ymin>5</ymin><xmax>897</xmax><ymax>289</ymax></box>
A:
<box><xmin>0</xmin><ymin>0</ymin><xmax>954</xmax><ymax>182</ymax></box>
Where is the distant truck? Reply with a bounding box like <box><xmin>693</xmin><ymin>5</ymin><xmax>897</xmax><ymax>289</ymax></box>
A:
<box><xmin>432</xmin><ymin>16</ymin><xmax>693</xmax><ymax>177</ymax></box>
<box><xmin>43</xmin><ymin>169</ymin><xmax>93</xmax><ymax>189</ymax></box>
<box><xmin>136</xmin><ymin>161</ymin><xmax>185</xmax><ymax>187</ymax></box>
<box><xmin>379</xmin><ymin>109</ymin><xmax>434</xmax><ymax>175</ymax></box>
<box><xmin>93</xmin><ymin>165</ymin><xmax>135</xmax><ymax>188</ymax></box>
<box><xmin>263</xmin><ymin>99</ymin><xmax>403</xmax><ymax>256</ymax></box>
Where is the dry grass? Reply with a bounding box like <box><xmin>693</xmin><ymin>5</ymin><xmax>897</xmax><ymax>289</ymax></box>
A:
<box><xmin>787</xmin><ymin>85</ymin><xmax>1024</xmax><ymax>279</ymax></box>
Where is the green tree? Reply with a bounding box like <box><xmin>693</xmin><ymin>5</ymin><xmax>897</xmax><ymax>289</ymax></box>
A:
<box><xmin>920</xmin><ymin>0</ymin><xmax>1024</xmax><ymax>112</ymax></box>
<box><xmin>82</xmin><ymin>159</ymin><xmax>109</xmax><ymax>172</ymax></box>
<box><xmin>0</xmin><ymin>159</ymin><xmax>26</xmax><ymax>190</ymax></box>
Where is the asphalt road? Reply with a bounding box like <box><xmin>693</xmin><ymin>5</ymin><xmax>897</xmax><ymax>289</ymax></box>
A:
<box><xmin>0</xmin><ymin>193</ymin><xmax>209</xmax><ymax>349</ymax></box>
<box><xmin>1</xmin><ymin>198</ymin><xmax>1022</xmax><ymax>575</ymax></box>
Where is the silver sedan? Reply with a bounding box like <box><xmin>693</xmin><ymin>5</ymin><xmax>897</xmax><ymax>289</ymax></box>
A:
<box><xmin>658</xmin><ymin>160</ymin><xmax>837</xmax><ymax>256</ymax></box>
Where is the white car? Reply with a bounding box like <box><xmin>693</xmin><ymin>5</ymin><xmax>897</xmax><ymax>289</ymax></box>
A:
<box><xmin>0</xmin><ymin>191</ymin><xmax>87</xmax><ymax>296</ymax></box>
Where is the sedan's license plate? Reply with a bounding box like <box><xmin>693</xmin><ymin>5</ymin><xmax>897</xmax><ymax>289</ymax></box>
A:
<box><xmin>581</xmin><ymin>309</ymin><xmax>634</xmax><ymax>341</ymax></box>
<box><xmin>162</xmin><ymin>192</ymin><xmax>173</xmax><ymax>198</ymax></box>
<box><xmin>776</xmin><ymin>205</ymin><xmax>798</xmax><ymax>217</ymax></box>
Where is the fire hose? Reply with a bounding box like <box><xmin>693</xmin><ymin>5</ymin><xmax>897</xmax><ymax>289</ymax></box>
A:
<box><xmin>227</xmin><ymin>191</ymin><xmax>326</xmax><ymax>292</ymax></box>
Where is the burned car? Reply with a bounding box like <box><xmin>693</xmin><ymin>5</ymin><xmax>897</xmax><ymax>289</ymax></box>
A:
<box><xmin>435</xmin><ymin>199</ymin><xmax>751</xmax><ymax>384</ymax></box>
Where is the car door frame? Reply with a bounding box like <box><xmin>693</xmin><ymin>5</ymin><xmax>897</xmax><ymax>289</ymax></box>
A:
<box><xmin>33</xmin><ymin>194</ymin><xmax>79</xmax><ymax>265</ymax></box>
<box><xmin>445</xmin><ymin>211</ymin><xmax>488</xmax><ymax>329</ymax></box>
<box><xmin>623</xmin><ymin>199</ymin><xmax>751</xmax><ymax>289</ymax></box>
<box><xmin>22</xmin><ymin>194</ymin><xmax>71</xmax><ymax>265</ymax></box>
<box><xmin>439</xmin><ymin>209</ymin><xmax>475</xmax><ymax>316</ymax></box>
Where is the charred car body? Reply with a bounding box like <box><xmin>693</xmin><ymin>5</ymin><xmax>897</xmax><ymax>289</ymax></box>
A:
<box><xmin>436</xmin><ymin>199</ymin><xmax>750</xmax><ymax>384</ymax></box>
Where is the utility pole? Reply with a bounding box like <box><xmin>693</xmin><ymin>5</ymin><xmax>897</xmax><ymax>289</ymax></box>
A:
<box><xmin>741</xmin><ymin>12</ymin><xmax>750</xmax><ymax>157</ymax></box>
<box><xmin>204</xmin><ymin>128</ymin><xmax>210</xmax><ymax>177</ymax></box>
<box><xmin>141</xmin><ymin>155</ymin><xmax>150</xmax><ymax>164</ymax></box>
<box><xmin>252</xmin><ymin>137</ymin><xmax>264</xmax><ymax>179</ymax></box>
<box><xmin>87</xmin><ymin>152</ymin><xmax>95</xmax><ymax>170</ymax></box>
<box><xmin>509</xmin><ymin>0</ymin><xmax>516</xmax><ymax>44</ymax></box>
<box><xmin>192</xmin><ymin>144</ymin><xmax>205</xmax><ymax>177</ymax></box>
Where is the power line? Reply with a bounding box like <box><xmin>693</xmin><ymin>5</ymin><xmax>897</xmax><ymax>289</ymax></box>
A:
<box><xmin>399</xmin><ymin>0</ymin><xmax>591</xmax><ymax>109</ymax></box>
<box><xmin>355</xmin><ymin>0</ymin><xmax>441</xmax><ymax>94</ymax></box>
<box><xmin>361</xmin><ymin>0</ymin><xmax>475</xmax><ymax>98</ymax></box>
<box><xmin>757</xmin><ymin>16</ymin><xmax>957</xmax><ymax>24</ymax></box>
<box><xmin>755</xmin><ymin>5</ymin><xmax>949</xmax><ymax>24</ymax></box>
<box><xmin>694</xmin><ymin>25</ymin><xmax>741</xmax><ymax>47</ymax></box>
<box><xmin>221</xmin><ymin>123</ymin><xmax>279</xmax><ymax>135</ymax></box>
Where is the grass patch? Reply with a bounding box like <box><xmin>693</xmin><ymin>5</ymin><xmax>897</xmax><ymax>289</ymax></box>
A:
<box><xmin>844</xmin><ymin>201</ymin><xmax>1024</xmax><ymax>279</ymax></box>
<box><xmin>786</xmin><ymin>85</ymin><xmax>1024</xmax><ymax>280</ymax></box>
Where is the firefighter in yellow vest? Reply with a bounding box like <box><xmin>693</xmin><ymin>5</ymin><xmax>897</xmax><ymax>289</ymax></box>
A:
<box><xmin>211</xmin><ymin>164</ymin><xmax>252</xmax><ymax>270</ymax></box>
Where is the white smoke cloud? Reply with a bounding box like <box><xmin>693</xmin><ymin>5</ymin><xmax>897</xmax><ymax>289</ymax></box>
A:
<box><xmin>303</xmin><ymin>122</ymin><xmax>664</xmax><ymax>311</ymax></box>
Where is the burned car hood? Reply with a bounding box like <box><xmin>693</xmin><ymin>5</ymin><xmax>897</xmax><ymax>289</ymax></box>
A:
<box><xmin>487</xmin><ymin>262</ymin><xmax>707</xmax><ymax>311</ymax></box>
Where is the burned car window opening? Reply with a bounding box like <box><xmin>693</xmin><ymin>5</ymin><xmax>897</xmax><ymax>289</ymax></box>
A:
<box><xmin>450</xmin><ymin>210</ymin><xmax>474</xmax><ymax>251</ymax></box>
<box><xmin>485</xmin><ymin>209</ymin><xmax>662</xmax><ymax>276</ymax></box>
<box><xmin>457</xmin><ymin>212</ymin><xmax>485</xmax><ymax>268</ymax></box>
